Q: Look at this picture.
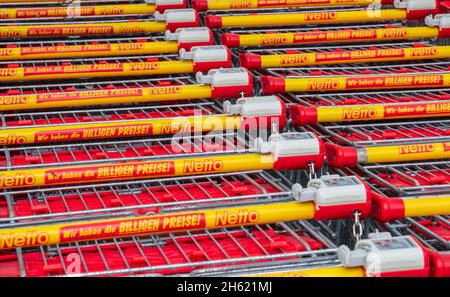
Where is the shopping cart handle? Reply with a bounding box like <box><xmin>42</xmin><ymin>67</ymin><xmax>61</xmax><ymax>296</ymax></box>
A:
<box><xmin>192</xmin><ymin>0</ymin><xmax>208</xmax><ymax>11</ymax></box>
<box><xmin>371</xmin><ymin>192</ymin><xmax>405</xmax><ymax>222</ymax></box>
<box><xmin>239</xmin><ymin>53</ymin><xmax>262</xmax><ymax>69</ymax></box>
<box><xmin>205</xmin><ymin>14</ymin><xmax>222</xmax><ymax>29</ymax></box>
<box><xmin>221</xmin><ymin>33</ymin><xmax>241</xmax><ymax>48</ymax></box>
<box><xmin>324</xmin><ymin>143</ymin><xmax>359</xmax><ymax>168</ymax></box>
<box><xmin>260</xmin><ymin>76</ymin><xmax>286</xmax><ymax>95</ymax></box>
<box><xmin>429</xmin><ymin>252</ymin><xmax>450</xmax><ymax>277</ymax></box>
<box><xmin>289</xmin><ymin>105</ymin><xmax>318</xmax><ymax>126</ymax></box>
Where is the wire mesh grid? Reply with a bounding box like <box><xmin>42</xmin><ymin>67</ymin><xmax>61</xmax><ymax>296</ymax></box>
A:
<box><xmin>0</xmin><ymin>100</ymin><xmax>223</xmax><ymax>127</ymax></box>
<box><xmin>356</xmin><ymin>161</ymin><xmax>450</xmax><ymax>197</ymax></box>
<box><xmin>0</xmin><ymin>129</ymin><xmax>257</xmax><ymax>170</ymax></box>
<box><xmin>0</xmin><ymin>74</ymin><xmax>197</xmax><ymax>95</ymax></box>
<box><xmin>383</xmin><ymin>215</ymin><xmax>450</xmax><ymax>252</ymax></box>
<box><xmin>0</xmin><ymin>52</ymin><xmax>179</xmax><ymax>66</ymax></box>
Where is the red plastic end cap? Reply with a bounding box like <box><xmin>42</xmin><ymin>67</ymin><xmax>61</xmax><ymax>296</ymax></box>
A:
<box><xmin>324</xmin><ymin>142</ymin><xmax>358</xmax><ymax>168</ymax></box>
<box><xmin>191</xmin><ymin>0</ymin><xmax>208</xmax><ymax>11</ymax></box>
<box><xmin>288</xmin><ymin>105</ymin><xmax>318</xmax><ymax>126</ymax></box>
<box><xmin>371</xmin><ymin>192</ymin><xmax>405</xmax><ymax>222</ymax></box>
<box><xmin>239</xmin><ymin>53</ymin><xmax>262</xmax><ymax>69</ymax></box>
<box><xmin>260</xmin><ymin>76</ymin><xmax>285</xmax><ymax>95</ymax></box>
<box><xmin>380</xmin><ymin>0</ymin><xmax>393</xmax><ymax>4</ymax></box>
<box><xmin>438</xmin><ymin>28</ymin><xmax>450</xmax><ymax>38</ymax></box>
<box><xmin>220</xmin><ymin>33</ymin><xmax>240</xmax><ymax>47</ymax></box>
<box><xmin>155</xmin><ymin>0</ymin><xmax>187</xmax><ymax>12</ymax></box>
<box><xmin>430</xmin><ymin>253</ymin><xmax>450</xmax><ymax>277</ymax></box>
<box><xmin>206</xmin><ymin>14</ymin><xmax>222</xmax><ymax>28</ymax></box>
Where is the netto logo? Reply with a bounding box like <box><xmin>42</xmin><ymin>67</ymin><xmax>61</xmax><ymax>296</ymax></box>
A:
<box><xmin>0</xmin><ymin>173</ymin><xmax>36</xmax><ymax>187</ymax></box>
<box><xmin>0</xmin><ymin>68</ymin><xmax>18</xmax><ymax>77</ymax></box>
<box><xmin>382</xmin><ymin>29</ymin><xmax>408</xmax><ymax>38</ymax></box>
<box><xmin>150</xmin><ymin>86</ymin><xmax>182</xmax><ymax>95</ymax></box>
<box><xmin>261</xmin><ymin>36</ymin><xmax>288</xmax><ymax>45</ymax></box>
<box><xmin>0</xmin><ymin>96</ymin><xmax>30</xmax><ymax>105</ymax></box>
<box><xmin>0</xmin><ymin>231</ymin><xmax>49</xmax><ymax>249</ymax></box>
<box><xmin>183</xmin><ymin>159</ymin><xmax>224</xmax><ymax>173</ymax></box>
<box><xmin>130</xmin><ymin>62</ymin><xmax>160</xmax><ymax>71</ymax></box>
<box><xmin>0</xmin><ymin>30</ymin><xmax>19</xmax><ymax>38</ymax></box>
<box><xmin>305</xmin><ymin>12</ymin><xmax>337</xmax><ymax>21</ymax></box>
<box><xmin>215</xmin><ymin>209</ymin><xmax>259</xmax><ymax>227</ymax></box>
<box><xmin>280</xmin><ymin>55</ymin><xmax>309</xmax><ymax>65</ymax></box>
<box><xmin>0</xmin><ymin>48</ymin><xmax>13</xmax><ymax>56</ymax></box>
<box><xmin>231</xmin><ymin>0</ymin><xmax>252</xmax><ymax>8</ymax></box>
<box><xmin>307</xmin><ymin>79</ymin><xmax>339</xmax><ymax>90</ymax></box>
<box><xmin>399</xmin><ymin>144</ymin><xmax>435</xmax><ymax>154</ymax></box>
<box><xmin>410</xmin><ymin>47</ymin><xmax>439</xmax><ymax>57</ymax></box>
<box><xmin>342</xmin><ymin>107</ymin><xmax>377</xmax><ymax>120</ymax></box>
<box><xmin>0</xmin><ymin>134</ymin><xmax>26</xmax><ymax>145</ymax></box>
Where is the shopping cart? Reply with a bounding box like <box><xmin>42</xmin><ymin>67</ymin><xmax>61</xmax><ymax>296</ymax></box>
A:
<box><xmin>192</xmin><ymin>0</ymin><xmax>393</xmax><ymax>12</ymax></box>
<box><xmin>0</xmin><ymin>95</ymin><xmax>287</xmax><ymax>144</ymax></box>
<box><xmin>218</xmin><ymin>10</ymin><xmax>450</xmax><ymax>48</ymax></box>
<box><xmin>259</xmin><ymin>60</ymin><xmax>450</xmax><ymax>94</ymax></box>
<box><xmin>0</xmin><ymin>8</ymin><xmax>199</xmax><ymax>38</ymax></box>
<box><xmin>285</xmin><ymin>88</ymin><xmax>450</xmax><ymax>125</ymax></box>
<box><xmin>0</xmin><ymin>220</ymin><xmax>339</xmax><ymax>277</ymax></box>
<box><xmin>0</xmin><ymin>0</ymin><xmax>186</xmax><ymax>20</ymax></box>
<box><xmin>205</xmin><ymin>0</ymin><xmax>439</xmax><ymax>29</ymax></box>
<box><xmin>0</xmin><ymin>27</ymin><xmax>214</xmax><ymax>61</ymax></box>
<box><xmin>0</xmin><ymin>69</ymin><xmax>254</xmax><ymax>110</ymax></box>
<box><xmin>239</xmin><ymin>42</ymin><xmax>450</xmax><ymax>69</ymax></box>
<box><xmin>0</xmin><ymin>45</ymin><xmax>233</xmax><ymax>82</ymax></box>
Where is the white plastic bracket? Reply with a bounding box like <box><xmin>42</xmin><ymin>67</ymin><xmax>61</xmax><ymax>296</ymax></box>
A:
<box><xmin>223</xmin><ymin>96</ymin><xmax>282</xmax><ymax>117</ymax></box>
<box><xmin>394</xmin><ymin>0</ymin><xmax>437</xmax><ymax>10</ymax></box>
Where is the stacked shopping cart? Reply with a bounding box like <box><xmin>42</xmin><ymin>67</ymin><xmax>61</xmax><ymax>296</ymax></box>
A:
<box><xmin>0</xmin><ymin>0</ymin><xmax>449</xmax><ymax>277</ymax></box>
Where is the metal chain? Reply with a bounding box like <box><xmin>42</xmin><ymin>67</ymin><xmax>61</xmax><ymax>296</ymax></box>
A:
<box><xmin>308</xmin><ymin>162</ymin><xmax>316</xmax><ymax>181</ymax></box>
<box><xmin>352</xmin><ymin>211</ymin><xmax>363</xmax><ymax>242</ymax></box>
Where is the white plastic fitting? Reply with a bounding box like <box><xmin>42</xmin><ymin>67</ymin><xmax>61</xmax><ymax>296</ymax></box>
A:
<box><xmin>223</xmin><ymin>96</ymin><xmax>282</xmax><ymax>117</ymax></box>
<box><xmin>196</xmin><ymin>68</ymin><xmax>250</xmax><ymax>86</ymax></box>
<box><xmin>394</xmin><ymin>0</ymin><xmax>437</xmax><ymax>10</ymax></box>
<box><xmin>145</xmin><ymin>0</ymin><xmax>185</xmax><ymax>5</ymax></box>
<box><xmin>292</xmin><ymin>175</ymin><xmax>367</xmax><ymax>206</ymax></box>
<box><xmin>254</xmin><ymin>132</ymin><xmax>320</xmax><ymax>157</ymax></box>
<box><xmin>425</xmin><ymin>13</ymin><xmax>450</xmax><ymax>28</ymax></box>
<box><xmin>338</xmin><ymin>233</ymin><xmax>426</xmax><ymax>274</ymax></box>
<box><xmin>179</xmin><ymin>45</ymin><xmax>229</xmax><ymax>62</ymax></box>
<box><xmin>154</xmin><ymin>9</ymin><xmax>196</xmax><ymax>23</ymax></box>
<box><xmin>164</xmin><ymin>27</ymin><xmax>211</xmax><ymax>43</ymax></box>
